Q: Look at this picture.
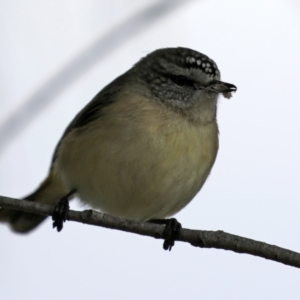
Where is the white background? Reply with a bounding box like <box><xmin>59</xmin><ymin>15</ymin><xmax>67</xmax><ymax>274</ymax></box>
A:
<box><xmin>1</xmin><ymin>1</ymin><xmax>300</xmax><ymax>299</ymax></box>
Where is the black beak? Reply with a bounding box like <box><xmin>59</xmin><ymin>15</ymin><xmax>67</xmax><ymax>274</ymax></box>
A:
<box><xmin>199</xmin><ymin>80</ymin><xmax>237</xmax><ymax>99</ymax></box>
<box><xmin>205</xmin><ymin>80</ymin><xmax>237</xmax><ymax>94</ymax></box>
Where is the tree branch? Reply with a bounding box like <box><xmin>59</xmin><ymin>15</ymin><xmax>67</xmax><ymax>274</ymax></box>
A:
<box><xmin>1</xmin><ymin>195</ymin><xmax>299</xmax><ymax>268</ymax></box>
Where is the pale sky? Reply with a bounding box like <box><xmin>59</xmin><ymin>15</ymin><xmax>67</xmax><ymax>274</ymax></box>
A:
<box><xmin>1</xmin><ymin>1</ymin><xmax>300</xmax><ymax>299</ymax></box>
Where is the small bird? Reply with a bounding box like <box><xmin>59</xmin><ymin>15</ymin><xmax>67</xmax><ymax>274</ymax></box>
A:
<box><xmin>0</xmin><ymin>47</ymin><xmax>236</xmax><ymax>250</ymax></box>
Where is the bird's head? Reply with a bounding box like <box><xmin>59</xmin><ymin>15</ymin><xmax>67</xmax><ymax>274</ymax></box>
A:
<box><xmin>134</xmin><ymin>47</ymin><xmax>237</xmax><ymax>122</ymax></box>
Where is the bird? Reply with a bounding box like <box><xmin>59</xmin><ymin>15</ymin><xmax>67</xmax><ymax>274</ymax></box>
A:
<box><xmin>0</xmin><ymin>47</ymin><xmax>237</xmax><ymax>250</ymax></box>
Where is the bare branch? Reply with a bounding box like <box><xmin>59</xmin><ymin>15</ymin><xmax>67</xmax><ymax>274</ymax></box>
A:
<box><xmin>1</xmin><ymin>195</ymin><xmax>300</xmax><ymax>269</ymax></box>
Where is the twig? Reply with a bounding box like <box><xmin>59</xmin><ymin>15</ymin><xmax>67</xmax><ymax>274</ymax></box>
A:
<box><xmin>0</xmin><ymin>195</ymin><xmax>300</xmax><ymax>268</ymax></box>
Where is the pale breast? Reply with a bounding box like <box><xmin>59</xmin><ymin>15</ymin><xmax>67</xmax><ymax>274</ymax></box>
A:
<box><xmin>55</xmin><ymin>92</ymin><xmax>219</xmax><ymax>221</ymax></box>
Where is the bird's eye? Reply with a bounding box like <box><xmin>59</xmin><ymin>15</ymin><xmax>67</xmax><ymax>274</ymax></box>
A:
<box><xmin>170</xmin><ymin>75</ymin><xmax>194</xmax><ymax>87</ymax></box>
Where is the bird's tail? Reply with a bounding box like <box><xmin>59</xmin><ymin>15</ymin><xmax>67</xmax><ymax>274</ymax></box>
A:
<box><xmin>0</xmin><ymin>170</ymin><xmax>68</xmax><ymax>233</ymax></box>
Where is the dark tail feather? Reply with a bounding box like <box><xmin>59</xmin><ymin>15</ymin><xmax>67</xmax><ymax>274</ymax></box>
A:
<box><xmin>0</xmin><ymin>171</ymin><xmax>68</xmax><ymax>233</ymax></box>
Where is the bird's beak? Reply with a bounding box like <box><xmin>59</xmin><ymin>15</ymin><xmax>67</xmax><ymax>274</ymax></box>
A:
<box><xmin>204</xmin><ymin>80</ymin><xmax>237</xmax><ymax>99</ymax></box>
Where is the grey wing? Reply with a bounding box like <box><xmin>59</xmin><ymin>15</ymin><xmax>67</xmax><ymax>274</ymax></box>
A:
<box><xmin>51</xmin><ymin>70</ymin><xmax>131</xmax><ymax>165</ymax></box>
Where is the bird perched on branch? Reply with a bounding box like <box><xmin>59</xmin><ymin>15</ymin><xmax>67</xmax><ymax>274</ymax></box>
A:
<box><xmin>0</xmin><ymin>47</ymin><xmax>237</xmax><ymax>250</ymax></box>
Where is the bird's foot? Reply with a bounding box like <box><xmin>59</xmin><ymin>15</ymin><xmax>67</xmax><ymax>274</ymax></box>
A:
<box><xmin>52</xmin><ymin>190</ymin><xmax>75</xmax><ymax>232</ymax></box>
<box><xmin>149</xmin><ymin>218</ymin><xmax>182</xmax><ymax>251</ymax></box>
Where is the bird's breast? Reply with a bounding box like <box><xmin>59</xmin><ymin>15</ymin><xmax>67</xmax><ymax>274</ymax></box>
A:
<box><xmin>55</xmin><ymin>93</ymin><xmax>219</xmax><ymax>220</ymax></box>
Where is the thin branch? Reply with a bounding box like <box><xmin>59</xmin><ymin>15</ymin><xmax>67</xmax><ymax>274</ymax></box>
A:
<box><xmin>0</xmin><ymin>195</ymin><xmax>300</xmax><ymax>269</ymax></box>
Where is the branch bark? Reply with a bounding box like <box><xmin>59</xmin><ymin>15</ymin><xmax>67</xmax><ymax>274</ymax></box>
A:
<box><xmin>1</xmin><ymin>195</ymin><xmax>299</xmax><ymax>269</ymax></box>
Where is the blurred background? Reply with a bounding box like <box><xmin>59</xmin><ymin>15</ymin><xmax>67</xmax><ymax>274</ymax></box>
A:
<box><xmin>1</xmin><ymin>1</ymin><xmax>300</xmax><ymax>299</ymax></box>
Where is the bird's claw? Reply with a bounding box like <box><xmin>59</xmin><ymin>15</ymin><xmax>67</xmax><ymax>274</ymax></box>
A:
<box><xmin>52</xmin><ymin>195</ymin><xmax>70</xmax><ymax>232</ymax></box>
<box><xmin>163</xmin><ymin>218</ymin><xmax>182</xmax><ymax>251</ymax></box>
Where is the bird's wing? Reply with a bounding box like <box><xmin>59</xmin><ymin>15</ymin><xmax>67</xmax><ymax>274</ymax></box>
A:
<box><xmin>51</xmin><ymin>70</ymin><xmax>131</xmax><ymax>165</ymax></box>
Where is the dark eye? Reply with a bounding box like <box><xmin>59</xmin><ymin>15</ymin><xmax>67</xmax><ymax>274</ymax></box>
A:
<box><xmin>170</xmin><ymin>75</ymin><xmax>194</xmax><ymax>87</ymax></box>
